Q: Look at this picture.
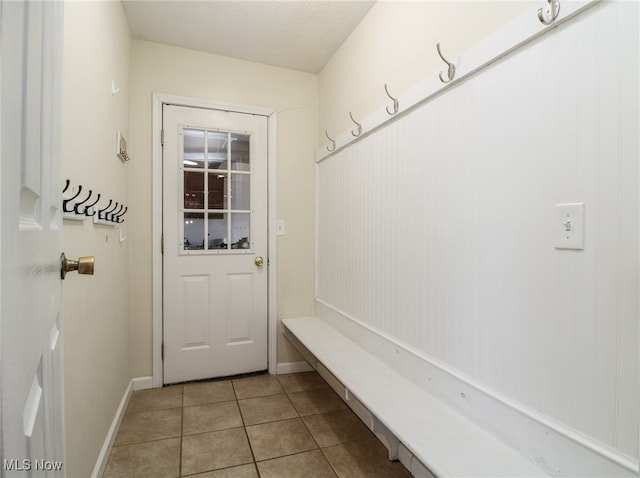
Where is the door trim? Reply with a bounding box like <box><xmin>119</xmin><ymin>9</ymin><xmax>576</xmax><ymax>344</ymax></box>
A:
<box><xmin>151</xmin><ymin>93</ymin><xmax>278</xmax><ymax>387</ymax></box>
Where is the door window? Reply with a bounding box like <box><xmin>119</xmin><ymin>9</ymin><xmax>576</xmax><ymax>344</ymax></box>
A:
<box><xmin>181</xmin><ymin>128</ymin><xmax>251</xmax><ymax>252</ymax></box>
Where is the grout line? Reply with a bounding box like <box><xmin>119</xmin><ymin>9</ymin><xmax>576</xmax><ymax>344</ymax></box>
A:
<box><xmin>179</xmin><ymin>385</ymin><xmax>184</xmax><ymax>477</ymax></box>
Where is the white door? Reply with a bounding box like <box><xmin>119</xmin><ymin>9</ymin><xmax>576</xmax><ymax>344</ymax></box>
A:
<box><xmin>162</xmin><ymin>105</ymin><xmax>269</xmax><ymax>384</ymax></box>
<box><xmin>1</xmin><ymin>1</ymin><xmax>66</xmax><ymax>476</ymax></box>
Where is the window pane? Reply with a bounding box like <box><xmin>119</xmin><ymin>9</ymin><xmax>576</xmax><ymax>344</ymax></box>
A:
<box><xmin>230</xmin><ymin>174</ymin><xmax>249</xmax><ymax>210</ymax></box>
<box><xmin>208</xmin><ymin>131</ymin><xmax>228</xmax><ymax>170</ymax></box>
<box><xmin>184</xmin><ymin>172</ymin><xmax>204</xmax><ymax>209</ymax></box>
<box><xmin>208</xmin><ymin>213</ymin><xmax>228</xmax><ymax>249</ymax></box>
<box><xmin>183</xmin><ymin>129</ymin><xmax>205</xmax><ymax>169</ymax></box>
<box><xmin>208</xmin><ymin>172</ymin><xmax>227</xmax><ymax>209</ymax></box>
<box><xmin>184</xmin><ymin>213</ymin><xmax>204</xmax><ymax>250</ymax></box>
<box><xmin>230</xmin><ymin>213</ymin><xmax>250</xmax><ymax>249</ymax></box>
<box><xmin>230</xmin><ymin>134</ymin><xmax>250</xmax><ymax>171</ymax></box>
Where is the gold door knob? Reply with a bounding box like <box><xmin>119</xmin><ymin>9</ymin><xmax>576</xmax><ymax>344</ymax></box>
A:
<box><xmin>61</xmin><ymin>253</ymin><xmax>95</xmax><ymax>279</ymax></box>
<box><xmin>254</xmin><ymin>256</ymin><xmax>264</xmax><ymax>267</ymax></box>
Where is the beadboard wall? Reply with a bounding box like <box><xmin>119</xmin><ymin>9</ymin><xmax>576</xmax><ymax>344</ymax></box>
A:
<box><xmin>316</xmin><ymin>0</ymin><xmax>639</xmax><ymax>467</ymax></box>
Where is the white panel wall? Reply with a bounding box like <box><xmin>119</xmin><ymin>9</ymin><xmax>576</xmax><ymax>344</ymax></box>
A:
<box><xmin>317</xmin><ymin>1</ymin><xmax>638</xmax><ymax>462</ymax></box>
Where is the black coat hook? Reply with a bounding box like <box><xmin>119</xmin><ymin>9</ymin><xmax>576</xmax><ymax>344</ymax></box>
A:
<box><xmin>83</xmin><ymin>193</ymin><xmax>101</xmax><ymax>216</ymax></box>
<box><xmin>62</xmin><ymin>179</ymin><xmax>70</xmax><ymax>194</ymax></box>
<box><xmin>97</xmin><ymin>199</ymin><xmax>113</xmax><ymax>220</ymax></box>
<box><xmin>103</xmin><ymin>201</ymin><xmax>119</xmax><ymax>221</ymax></box>
<box><xmin>114</xmin><ymin>206</ymin><xmax>128</xmax><ymax>224</ymax></box>
<box><xmin>73</xmin><ymin>189</ymin><xmax>94</xmax><ymax>215</ymax></box>
<box><xmin>110</xmin><ymin>204</ymin><xmax>125</xmax><ymax>222</ymax></box>
<box><xmin>63</xmin><ymin>185</ymin><xmax>83</xmax><ymax>213</ymax></box>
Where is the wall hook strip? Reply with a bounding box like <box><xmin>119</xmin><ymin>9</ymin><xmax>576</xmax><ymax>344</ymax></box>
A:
<box><xmin>436</xmin><ymin>43</ymin><xmax>456</xmax><ymax>84</ymax></box>
<box><xmin>349</xmin><ymin>112</ymin><xmax>363</xmax><ymax>137</ymax></box>
<box><xmin>325</xmin><ymin>130</ymin><xmax>336</xmax><ymax>152</ymax></box>
<box><xmin>384</xmin><ymin>84</ymin><xmax>399</xmax><ymax>116</ymax></box>
<box><xmin>537</xmin><ymin>0</ymin><xmax>560</xmax><ymax>24</ymax></box>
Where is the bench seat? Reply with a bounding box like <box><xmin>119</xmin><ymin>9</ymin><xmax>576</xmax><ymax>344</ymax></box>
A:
<box><xmin>282</xmin><ymin>316</ymin><xmax>549</xmax><ymax>478</ymax></box>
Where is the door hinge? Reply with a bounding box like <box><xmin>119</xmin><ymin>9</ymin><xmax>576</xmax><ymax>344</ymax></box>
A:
<box><xmin>161</xmin><ymin>129</ymin><xmax>164</xmax><ymax>146</ymax></box>
<box><xmin>161</xmin><ymin>344</ymin><xmax>164</xmax><ymax>360</ymax></box>
<box><xmin>161</xmin><ymin>234</ymin><xmax>164</xmax><ymax>254</ymax></box>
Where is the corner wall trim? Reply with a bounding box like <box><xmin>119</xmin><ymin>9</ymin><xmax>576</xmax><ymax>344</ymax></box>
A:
<box><xmin>91</xmin><ymin>380</ymin><xmax>133</xmax><ymax>478</ymax></box>
<box><xmin>132</xmin><ymin>376</ymin><xmax>153</xmax><ymax>391</ymax></box>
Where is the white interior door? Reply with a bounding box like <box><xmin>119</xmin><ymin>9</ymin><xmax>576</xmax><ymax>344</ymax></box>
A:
<box><xmin>163</xmin><ymin>105</ymin><xmax>269</xmax><ymax>384</ymax></box>
<box><xmin>1</xmin><ymin>1</ymin><xmax>65</xmax><ymax>475</ymax></box>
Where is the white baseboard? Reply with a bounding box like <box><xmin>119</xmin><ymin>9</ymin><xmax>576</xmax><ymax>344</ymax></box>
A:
<box><xmin>276</xmin><ymin>361</ymin><xmax>313</xmax><ymax>374</ymax></box>
<box><xmin>90</xmin><ymin>380</ymin><xmax>133</xmax><ymax>478</ymax></box>
<box><xmin>132</xmin><ymin>376</ymin><xmax>153</xmax><ymax>391</ymax></box>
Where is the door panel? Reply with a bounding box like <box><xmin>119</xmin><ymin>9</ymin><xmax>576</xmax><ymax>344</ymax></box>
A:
<box><xmin>1</xmin><ymin>0</ymin><xmax>65</xmax><ymax>475</ymax></box>
<box><xmin>163</xmin><ymin>105</ymin><xmax>268</xmax><ymax>384</ymax></box>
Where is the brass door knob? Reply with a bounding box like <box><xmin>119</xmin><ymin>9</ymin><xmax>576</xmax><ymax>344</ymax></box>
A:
<box><xmin>254</xmin><ymin>256</ymin><xmax>264</xmax><ymax>267</ymax></box>
<box><xmin>61</xmin><ymin>253</ymin><xmax>95</xmax><ymax>279</ymax></box>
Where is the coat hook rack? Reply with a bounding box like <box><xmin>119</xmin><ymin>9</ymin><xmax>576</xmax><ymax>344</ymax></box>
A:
<box><xmin>436</xmin><ymin>43</ymin><xmax>456</xmax><ymax>84</ymax></box>
<box><xmin>325</xmin><ymin>130</ymin><xmax>336</xmax><ymax>152</ymax></box>
<box><xmin>384</xmin><ymin>84</ymin><xmax>399</xmax><ymax>116</ymax></box>
<box><xmin>537</xmin><ymin>0</ymin><xmax>560</xmax><ymax>25</ymax></box>
<box><xmin>349</xmin><ymin>112</ymin><xmax>362</xmax><ymax>137</ymax></box>
<box><xmin>63</xmin><ymin>179</ymin><xmax>128</xmax><ymax>226</ymax></box>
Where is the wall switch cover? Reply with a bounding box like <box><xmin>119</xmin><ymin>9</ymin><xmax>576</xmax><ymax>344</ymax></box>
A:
<box><xmin>554</xmin><ymin>203</ymin><xmax>585</xmax><ymax>250</ymax></box>
<box><xmin>276</xmin><ymin>219</ymin><xmax>286</xmax><ymax>236</ymax></box>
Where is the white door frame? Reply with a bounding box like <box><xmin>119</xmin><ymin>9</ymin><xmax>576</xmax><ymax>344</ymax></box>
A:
<box><xmin>151</xmin><ymin>93</ymin><xmax>277</xmax><ymax>387</ymax></box>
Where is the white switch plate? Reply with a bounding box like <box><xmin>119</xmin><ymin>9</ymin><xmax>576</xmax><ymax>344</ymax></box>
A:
<box><xmin>276</xmin><ymin>219</ymin><xmax>286</xmax><ymax>236</ymax></box>
<box><xmin>554</xmin><ymin>203</ymin><xmax>585</xmax><ymax>250</ymax></box>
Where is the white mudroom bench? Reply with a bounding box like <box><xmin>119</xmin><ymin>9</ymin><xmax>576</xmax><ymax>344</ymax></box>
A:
<box><xmin>282</xmin><ymin>316</ymin><xmax>549</xmax><ymax>478</ymax></box>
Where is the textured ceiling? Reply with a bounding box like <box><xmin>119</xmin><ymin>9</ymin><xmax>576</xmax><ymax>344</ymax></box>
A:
<box><xmin>122</xmin><ymin>0</ymin><xmax>376</xmax><ymax>73</ymax></box>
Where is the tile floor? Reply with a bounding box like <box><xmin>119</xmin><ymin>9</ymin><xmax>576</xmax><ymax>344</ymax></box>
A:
<box><xmin>103</xmin><ymin>371</ymin><xmax>412</xmax><ymax>478</ymax></box>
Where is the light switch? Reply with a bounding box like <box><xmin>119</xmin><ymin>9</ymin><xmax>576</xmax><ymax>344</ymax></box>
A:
<box><xmin>276</xmin><ymin>219</ymin><xmax>286</xmax><ymax>236</ymax></box>
<box><xmin>554</xmin><ymin>203</ymin><xmax>585</xmax><ymax>250</ymax></box>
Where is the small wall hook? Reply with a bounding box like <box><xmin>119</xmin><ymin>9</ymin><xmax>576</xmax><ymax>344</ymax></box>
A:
<box><xmin>537</xmin><ymin>0</ymin><xmax>560</xmax><ymax>25</ymax></box>
<box><xmin>349</xmin><ymin>112</ymin><xmax>362</xmax><ymax>137</ymax></box>
<box><xmin>384</xmin><ymin>84</ymin><xmax>399</xmax><ymax>116</ymax></box>
<box><xmin>98</xmin><ymin>199</ymin><xmax>113</xmax><ymax>220</ymax></box>
<box><xmin>115</xmin><ymin>206</ymin><xmax>128</xmax><ymax>224</ymax></box>
<box><xmin>63</xmin><ymin>185</ymin><xmax>83</xmax><ymax>213</ymax></box>
<box><xmin>436</xmin><ymin>43</ymin><xmax>456</xmax><ymax>84</ymax></box>
<box><xmin>83</xmin><ymin>193</ymin><xmax>101</xmax><ymax>216</ymax></box>
<box><xmin>111</xmin><ymin>204</ymin><xmax>125</xmax><ymax>222</ymax></box>
<box><xmin>325</xmin><ymin>130</ymin><xmax>336</xmax><ymax>152</ymax></box>
<box><xmin>73</xmin><ymin>189</ymin><xmax>94</xmax><ymax>215</ymax></box>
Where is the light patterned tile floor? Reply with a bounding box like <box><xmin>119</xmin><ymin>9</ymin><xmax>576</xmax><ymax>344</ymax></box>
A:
<box><xmin>103</xmin><ymin>371</ymin><xmax>411</xmax><ymax>477</ymax></box>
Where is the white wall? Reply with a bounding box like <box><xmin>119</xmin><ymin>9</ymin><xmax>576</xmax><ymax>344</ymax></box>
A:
<box><xmin>318</xmin><ymin>0</ymin><xmax>535</xmax><ymax>142</ymax></box>
<box><xmin>127</xmin><ymin>41</ymin><xmax>318</xmax><ymax>377</ymax></box>
<box><xmin>62</xmin><ymin>1</ymin><xmax>131</xmax><ymax>477</ymax></box>
<box><xmin>317</xmin><ymin>0</ymin><xmax>638</xmax><ymax>472</ymax></box>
